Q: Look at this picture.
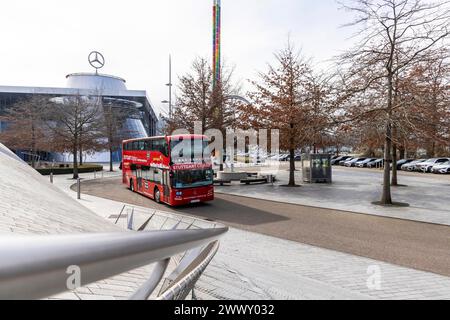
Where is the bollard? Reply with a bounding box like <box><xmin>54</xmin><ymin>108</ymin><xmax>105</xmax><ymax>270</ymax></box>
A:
<box><xmin>77</xmin><ymin>178</ymin><xmax>81</xmax><ymax>200</ymax></box>
<box><xmin>50</xmin><ymin>172</ymin><xmax>53</xmax><ymax>184</ymax></box>
<box><xmin>94</xmin><ymin>170</ymin><xmax>96</xmax><ymax>179</ymax></box>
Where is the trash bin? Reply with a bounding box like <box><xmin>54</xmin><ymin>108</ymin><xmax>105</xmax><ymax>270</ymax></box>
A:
<box><xmin>302</xmin><ymin>154</ymin><xmax>332</xmax><ymax>183</ymax></box>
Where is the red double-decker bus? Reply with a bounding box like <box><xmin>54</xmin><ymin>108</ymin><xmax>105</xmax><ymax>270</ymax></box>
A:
<box><xmin>121</xmin><ymin>135</ymin><xmax>214</xmax><ymax>206</ymax></box>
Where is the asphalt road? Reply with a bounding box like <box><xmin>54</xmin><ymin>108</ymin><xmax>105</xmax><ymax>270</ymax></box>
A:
<box><xmin>75</xmin><ymin>176</ymin><xmax>450</xmax><ymax>277</ymax></box>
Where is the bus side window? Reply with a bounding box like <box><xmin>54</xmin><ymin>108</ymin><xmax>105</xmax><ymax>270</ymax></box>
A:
<box><xmin>153</xmin><ymin>140</ymin><xmax>160</xmax><ymax>153</ymax></box>
<box><xmin>142</xmin><ymin>166</ymin><xmax>149</xmax><ymax>180</ymax></box>
<box><xmin>154</xmin><ymin>139</ymin><xmax>168</xmax><ymax>156</ymax></box>
<box><xmin>154</xmin><ymin>169</ymin><xmax>162</xmax><ymax>183</ymax></box>
<box><xmin>149</xmin><ymin>140</ymin><xmax>153</xmax><ymax>151</ymax></box>
<box><xmin>148</xmin><ymin>168</ymin><xmax>154</xmax><ymax>182</ymax></box>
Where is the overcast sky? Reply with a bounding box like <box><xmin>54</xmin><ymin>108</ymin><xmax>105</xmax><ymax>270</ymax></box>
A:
<box><xmin>0</xmin><ymin>0</ymin><xmax>357</xmax><ymax>116</ymax></box>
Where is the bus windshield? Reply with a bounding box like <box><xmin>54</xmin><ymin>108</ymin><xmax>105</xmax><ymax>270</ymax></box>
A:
<box><xmin>172</xmin><ymin>169</ymin><xmax>213</xmax><ymax>189</ymax></box>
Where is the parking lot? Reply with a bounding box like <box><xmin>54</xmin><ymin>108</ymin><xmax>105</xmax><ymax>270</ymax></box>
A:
<box><xmin>332</xmin><ymin>156</ymin><xmax>450</xmax><ymax>174</ymax></box>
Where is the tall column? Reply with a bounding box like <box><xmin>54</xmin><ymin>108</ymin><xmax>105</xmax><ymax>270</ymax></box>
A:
<box><xmin>213</xmin><ymin>0</ymin><xmax>221</xmax><ymax>88</ymax></box>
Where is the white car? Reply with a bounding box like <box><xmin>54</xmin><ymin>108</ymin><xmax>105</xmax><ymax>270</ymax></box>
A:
<box><xmin>401</xmin><ymin>159</ymin><xmax>426</xmax><ymax>171</ymax></box>
<box><xmin>431</xmin><ymin>161</ymin><xmax>450</xmax><ymax>174</ymax></box>
<box><xmin>416</xmin><ymin>158</ymin><xmax>450</xmax><ymax>173</ymax></box>
<box><xmin>356</xmin><ymin>158</ymin><xmax>377</xmax><ymax>168</ymax></box>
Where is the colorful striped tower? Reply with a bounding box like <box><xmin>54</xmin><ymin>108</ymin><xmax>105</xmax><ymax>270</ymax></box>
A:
<box><xmin>213</xmin><ymin>0</ymin><xmax>221</xmax><ymax>88</ymax></box>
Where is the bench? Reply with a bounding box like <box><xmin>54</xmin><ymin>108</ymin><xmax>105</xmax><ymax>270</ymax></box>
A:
<box><xmin>247</xmin><ymin>172</ymin><xmax>258</xmax><ymax>177</ymax></box>
<box><xmin>213</xmin><ymin>179</ymin><xmax>232</xmax><ymax>186</ymax></box>
<box><xmin>240</xmin><ymin>178</ymin><xmax>268</xmax><ymax>185</ymax></box>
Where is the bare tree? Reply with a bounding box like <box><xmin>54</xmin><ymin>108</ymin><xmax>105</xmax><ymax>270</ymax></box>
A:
<box><xmin>163</xmin><ymin>57</ymin><xmax>243</xmax><ymax>171</ymax></box>
<box><xmin>0</xmin><ymin>96</ymin><xmax>52</xmax><ymax>168</ymax></box>
<box><xmin>338</xmin><ymin>0</ymin><xmax>450</xmax><ymax>205</ymax></box>
<box><xmin>164</xmin><ymin>57</ymin><xmax>242</xmax><ymax>133</ymax></box>
<box><xmin>400</xmin><ymin>54</ymin><xmax>450</xmax><ymax>156</ymax></box>
<box><xmin>46</xmin><ymin>94</ymin><xmax>103</xmax><ymax>179</ymax></box>
<box><xmin>101</xmin><ymin>101</ymin><xmax>138</xmax><ymax>172</ymax></box>
<box><xmin>244</xmin><ymin>42</ymin><xmax>323</xmax><ymax>186</ymax></box>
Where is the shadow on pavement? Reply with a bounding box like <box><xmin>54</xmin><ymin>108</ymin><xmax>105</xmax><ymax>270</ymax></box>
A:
<box><xmin>72</xmin><ymin>177</ymin><xmax>289</xmax><ymax>226</ymax></box>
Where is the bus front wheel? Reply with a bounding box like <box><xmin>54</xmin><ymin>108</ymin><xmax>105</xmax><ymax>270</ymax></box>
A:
<box><xmin>154</xmin><ymin>188</ymin><xmax>161</xmax><ymax>204</ymax></box>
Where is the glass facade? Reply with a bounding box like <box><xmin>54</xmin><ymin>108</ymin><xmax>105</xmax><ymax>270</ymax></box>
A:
<box><xmin>0</xmin><ymin>84</ymin><xmax>158</xmax><ymax>162</ymax></box>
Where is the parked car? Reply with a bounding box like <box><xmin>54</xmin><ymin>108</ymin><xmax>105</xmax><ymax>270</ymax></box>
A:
<box><xmin>269</xmin><ymin>154</ymin><xmax>282</xmax><ymax>160</ymax></box>
<box><xmin>344</xmin><ymin>158</ymin><xmax>367</xmax><ymax>167</ymax></box>
<box><xmin>416</xmin><ymin>158</ymin><xmax>450</xmax><ymax>173</ymax></box>
<box><xmin>332</xmin><ymin>156</ymin><xmax>352</xmax><ymax>165</ymax></box>
<box><xmin>431</xmin><ymin>161</ymin><xmax>450</xmax><ymax>174</ymax></box>
<box><xmin>356</xmin><ymin>158</ymin><xmax>377</xmax><ymax>168</ymax></box>
<box><xmin>401</xmin><ymin>159</ymin><xmax>426</xmax><ymax>171</ymax></box>
<box><xmin>340</xmin><ymin>157</ymin><xmax>354</xmax><ymax>166</ymax></box>
<box><xmin>396</xmin><ymin>159</ymin><xmax>415</xmax><ymax>170</ymax></box>
<box><xmin>367</xmin><ymin>159</ymin><xmax>384</xmax><ymax>168</ymax></box>
<box><xmin>280</xmin><ymin>154</ymin><xmax>302</xmax><ymax>161</ymax></box>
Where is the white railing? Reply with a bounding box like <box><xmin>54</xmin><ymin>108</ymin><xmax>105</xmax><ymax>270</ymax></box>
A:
<box><xmin>0</xmin><ymin>207</ymin><xmax>227</xmax><ymax>300</ymax></box>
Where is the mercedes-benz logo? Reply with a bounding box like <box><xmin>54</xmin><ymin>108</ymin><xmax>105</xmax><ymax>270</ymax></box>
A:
<box><xmin>88</xmin><ymin>51</ymin><xmax>105</xmax><ymax>71</ymax></box>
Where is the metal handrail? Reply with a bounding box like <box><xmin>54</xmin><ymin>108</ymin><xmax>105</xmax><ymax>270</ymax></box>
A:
<box><xmin>0</xmin><ymin>227</ymin><xmax>228</xmax><ymax>300</ymax></box>
<box><xmin>129</xmin><ymin>221</ymin><xmax>181</xmax><ymax>300</ymax></box>
<box><xmin>129</xmin><ymin>258</ymin><xmax>170</xmax><ymax>300</ymax></box>
<box><xmin>157</xmin><ymin>241</ymin><xmax>221</xmax><ymax>300</ymax></box>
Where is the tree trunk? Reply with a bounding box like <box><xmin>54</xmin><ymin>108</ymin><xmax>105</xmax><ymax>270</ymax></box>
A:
<box><xmin>399</xmin><ymin>146</ymin><xmax>406</xmax><ymax>160</ymax></box>
<box><xmin>381</xmin><ymin>125</ymin><xmax>393</xmax><ymax>204</ymax></box>
<box><xmin>287</xmin><ymin>123</ymin><xmax>296</xmax><ymax>187</ymax></box>
<box><xmin>288</xmin><ymin>148</ymin><xmax>296</xmax><ymax>186</ymax></box>
<box><xmin>391</xmin><ymin>124</ymin><xmax>399</xmax><ymax>186</ymax></box>
<box><xmin>79</xmin><ymin>145</ymin><xmax>83</xmax><ymax>166</ymax></box>
<box><xmin>427</xmin><ymin>141</ymin><xmax>436</xmax><ymax>158</ymax></box>
<box><xmin>79</xmin><ymin>127</ymin><xmax>83</xmax><ymax>166</ymax></box>
<box><xmin>109</xmin><ymin>146</ymin><xmax>114</xmax><ymax>172</ymax></box>
<box><xmin>381</xmin><ymin>71</ymin><xmax>394</xmax><ymax>205</ymax></box>
<box><xmin>73</xmin><ymin>143</ymin><xmax>79</xmax><ymax>180</ymax></box>
<box><xmin>392</xmin><ymin>144</ymin><xmax>398</xmax><ymax>186</ymax></box>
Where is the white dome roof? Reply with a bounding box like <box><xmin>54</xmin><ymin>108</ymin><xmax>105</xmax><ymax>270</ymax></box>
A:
<box><xmin>66</xmin><ymin>73</ymin><xmax>127</xmax><ymax>91</ymax></box>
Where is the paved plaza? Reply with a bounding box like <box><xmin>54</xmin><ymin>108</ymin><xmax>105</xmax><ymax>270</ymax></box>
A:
<box><xmin>216</xmin><ymin>165</ymin><xmax>450</xmax><ymax>226</ymax></box>
<box><xmin>75</xmin><ymin>175</ymin><xmax>450</xmax><ymax>277</ymax></box>
<box><xmin>51</xmin><ymin>166</ymin><xmax>450</xmax><ymax>300</ymax></box>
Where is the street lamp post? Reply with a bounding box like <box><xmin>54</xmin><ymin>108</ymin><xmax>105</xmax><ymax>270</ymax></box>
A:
<box><xmin>162</xmin><ymin>55</ymin><xmax>173</xmax><ymax>119</ymax></box>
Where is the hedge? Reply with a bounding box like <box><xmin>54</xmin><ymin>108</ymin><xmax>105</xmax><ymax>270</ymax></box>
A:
<box><xmin>37</xmin><ymin>165</ymin><xmax>103</xmax><ymax>176</ymax></box>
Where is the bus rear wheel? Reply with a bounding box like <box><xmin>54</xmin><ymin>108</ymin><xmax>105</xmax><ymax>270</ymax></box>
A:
<box><xmin>154</xmin><ymin>188</ymin><xmax>161</xmax><ymax>204</ymax></box>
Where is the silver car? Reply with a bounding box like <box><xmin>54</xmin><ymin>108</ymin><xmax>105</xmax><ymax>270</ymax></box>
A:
<box><xmin>431</xmin><ymin>161</ymin><xmax>450</xmax><ymax>174</ymax></box>
<box><xmin>416</xmin><ymin>158</ymin><xmax>450</xmax><ymax>173</ymax></box>
<box><xmin>401</xmin><ymin>159</ymin><xmax>426</xmax><ymax>171</ymax></box>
